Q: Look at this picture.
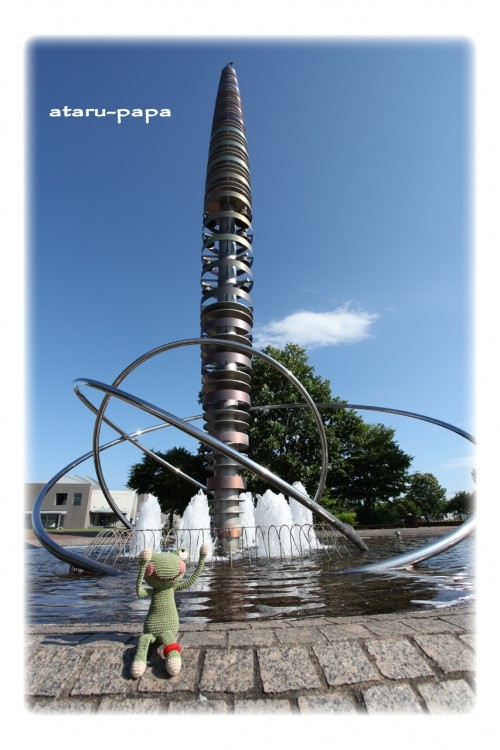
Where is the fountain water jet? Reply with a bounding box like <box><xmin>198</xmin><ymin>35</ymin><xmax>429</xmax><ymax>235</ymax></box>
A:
<box><xmin>290</xmin><ymin>481</ymin><xmax>321</xmax><ymax>552</ymax></box>
<box><xmin>129</xmin><ymin>494</ymin><xmax>163</xmax><ymax>556</ymax></box>
<box><xmin>254</xmin><ymin>489</ymin><xmax>295</xmax><ymax>558</ymax></box>
<box><xmin>238</xmin><ymin>492</ymin><xmax>256</xmax><ymax>547</ymax></box>
<box><xmin>176</xmin><ymin>489</ymin><xmax>213</xmax><ymax>561</ymax></box>
<box><xmin>174</xmin><ymin>484</ymin><xmax>328</xmax><ymax>562</ymax></box>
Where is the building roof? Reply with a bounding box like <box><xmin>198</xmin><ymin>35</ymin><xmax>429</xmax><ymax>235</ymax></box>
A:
<box><xmin>55</xmin><ymin>474</ymin><xmax>100</xmax><ymax>486</ymax></box>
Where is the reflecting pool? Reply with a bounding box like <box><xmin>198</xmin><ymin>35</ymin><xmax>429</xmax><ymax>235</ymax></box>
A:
<box><xmin>26</xmin><ymin>533</ymin><xmax>474</xmax><ymax>625</ymax></box>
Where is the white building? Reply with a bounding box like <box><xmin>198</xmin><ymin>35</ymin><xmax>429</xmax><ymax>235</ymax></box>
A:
<box><xmin>25</xmin><ymin>474</ymin><xmax>140</xmax><ymax>529</ymax></box>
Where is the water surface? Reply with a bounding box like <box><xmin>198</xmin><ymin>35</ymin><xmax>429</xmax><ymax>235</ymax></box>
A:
<box><xmin>26</xmin><ymin>534</ymin><xmax>474</xmax><ymax>625</ymax></box>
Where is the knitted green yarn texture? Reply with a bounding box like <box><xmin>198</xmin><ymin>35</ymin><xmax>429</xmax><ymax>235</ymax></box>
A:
<box><xmin>131</xmin><ymin>544</ymin><xmax>208</xmax><ymax>679</ymax></box>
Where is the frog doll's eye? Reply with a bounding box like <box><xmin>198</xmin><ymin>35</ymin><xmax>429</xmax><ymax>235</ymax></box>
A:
<box><xmin>177</xmin><ymin>547</ymin><xmax>189</xmax><ymax>561</ymax></box>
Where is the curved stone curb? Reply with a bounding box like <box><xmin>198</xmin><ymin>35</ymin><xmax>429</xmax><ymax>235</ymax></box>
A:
<box><xmin>25</xmin><ymin>606</ymin><xmax>475</xmax><ymax>714</ymax></box>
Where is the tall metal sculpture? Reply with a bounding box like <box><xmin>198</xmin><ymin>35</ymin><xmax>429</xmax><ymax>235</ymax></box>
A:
<box><xmin>200</xmin><ymin>64</ymin><xmax>254</xmax><ymax>551</ymax></box>
<box><xmin>31</xmin><ymin>62</ymin><xmax>474</xmax><ymax>576</ymax></box>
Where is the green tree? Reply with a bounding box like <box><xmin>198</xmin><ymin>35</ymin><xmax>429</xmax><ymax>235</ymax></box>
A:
<box><xmin>332</xmin><ymin>421</ymin><xmax>412</xmax><ymax>522</ymax></box>
<box><xmin>136</xmin><ymin>345</ymin><xmax>414</xmax><ymax>525</ymax></box>
<box><xmin>247</xmin><ymin>343</ymin><xmax>365</xmax><ymax>496</ymax></box>
<box><xmin>126</xmin><ymin>446</ymin><xmax>207</xmax><ymax>527</ymax></box>
<box><xmin>404</xmin><ymin>471</ymin><xmax>447</xmax><ymax>522</ymax></box>
<box><xmin>444</xmin><ymin>490</ymin><xmax>475</xmax><ymax>518</ymax></box>
<box><xmin>243</xmin><ymin>344</ymin><xmax>413</xmax><ymax>515</ymax></box>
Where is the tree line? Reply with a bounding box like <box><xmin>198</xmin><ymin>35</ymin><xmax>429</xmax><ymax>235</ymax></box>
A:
<box><xmin>127</xmin><ymin>344</ymin><xmax>475</xmax><ymax>527</ymax></box>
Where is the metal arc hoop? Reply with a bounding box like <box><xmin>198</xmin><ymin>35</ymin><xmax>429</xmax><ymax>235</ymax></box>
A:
<box><xmin>249</xmin><ymin>401</ymin><xmax>476</xmax><ymax>570</ymax></box>
<box><xmin>30</xmin><ymin>419</ymin><xmax>192</xmax><ymax>575</ymax></box>
<box><xmin>86</xmin><ymin>338</ymin><xmax>331</xmax><ymax>530</ymax></box>
<box><xmin>80</xmin><ymin>338</ymin><xmax>368</xmax><ymax>552</ymax></box>
<box><xmin>32</xmin><ymin>337</ymin><xmax>474</xmax><ymax>574</ymax></box>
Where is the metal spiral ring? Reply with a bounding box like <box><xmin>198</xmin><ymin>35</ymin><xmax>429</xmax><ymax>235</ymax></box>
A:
<box><xmin>80</xmin><ymin>339</ymin><xmax>368</xmax><ymax>551</ymax></box>
<box><xmin>32</xmin><ymin>337</ymin><xmax>475</xmax><ymax>575</ymax></box>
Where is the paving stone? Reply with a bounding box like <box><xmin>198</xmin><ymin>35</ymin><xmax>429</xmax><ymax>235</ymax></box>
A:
<box><xmin>178</xmin><ymin>622</ymin><xmax>207</xmax><ymax>632</ymax></box>
<box><xmin>26</xmin><ymin>646</ymin><xmax>88</xmax><ymax>697</ymax></box>
<box><xmin>365</xmin><ymin>638</ymin><xmax>434</xmax><ymax>680</ymax></box>
<box><xmin>394</xmin><ymin>611</ymin><xmax>433</xmax><ymax>619</ymax></box>
<box><xmin>258</xmin><ymin>646</ymin><xmax>323</xmax><ymax>693</ymax></box>
<box><xmin>414</xmin><ymin>634</ymin><xmax>474</xmax><ymax>673</ymax></box>
<box><xmin>319</xmin><ymin>623</ymin><xmax>373</xmax><ymax>640</ymax></box>
<box><xmin>248</xmin><ymin>620</ymin><xmax>290</xmax><ymax>629</ymax></box>
<box><xmin>363</xmin><ymin>684</ymin><xmax>424</xmax><ymax>713</ymax></box>
<box><xmin>275</xmin><ymin>626</ymin><xmax>327</xmax><ymax>646</ymax></box>
<box><xmin>70</xmin><ymin>645</ymin><xmax>137</xmax><ymax>695</ymax></box>
<box><xmin>99</xmin><ymin>697</ymin><xmax>167</xmax><ymax>713</ymax></box>
<box><xmin>27</xmin><ymin>697</ymin><xmax>99</xmax><ymax>713</ymax></box>
<box><xmin>326</xmin><ymin>616</ymin><xmax>370</xmax><ymax>625</ymax></box>
<box><xmin>287</xmin><ymin>618</ymin><xmax>332</xmax><ymax>628</ymax></box>
<box><xmin>363</xmin><ymin>620</ymin><xmax>419</xmax><ymax>636</ymax></box>
<box><xmin>369</xmin><ymin>612</ymin><xmax>412</xmax><ymax>621</ymax></box>
<box><xmin>206</xmin><ymin>622</ymin><xmax>251</xmax><ymax>630</ymax></box>
<box><xmin>79</xmin><ymin>633</ymin><xmax>134</xmax><ymax>645</ymax></box>
<box><xmin>34</xmin><ymin>625</ymin><xmax>138</xmax><ymax>635</ymax></box>
<box><xmin>459</xmin><ymin>634</ymin><xmax>475</xmax><ymax>649</ymax></box>
<box><xmin>439</xmin><ymin>613</ymin><xmax>474</xmax><ymax>631</ymax></box>
<box><xmin>313</xmin><ymin>642</ymin><xmax>381</xmax><ymax>686</ymax></box>
<box><xmin>168</xmin><ymin>699</ymin><xmax>229</xmax><ymax>713</ymax></box>
<box><xmin>25</xmin><ymin>606</ymin><xmax>477</xmax><ymax>714</ymax></box>
<box><xmin>138</xmin><ymin>648</ymin><xmax>202</xmax><ymax>693</ymax></box>
<box><xmin>114</xmin><ymin>625</ymin><xmax>145</xmax><ymax>634</ymax></box>
<box><xmin>417</xmin><ymin>679</ymin><xmax>475</xmax><ymax>713</ymax></box>
<box><xmin>178</xmin><ymin>631</ymin><xmax>227</xmax><ymax>647</ymax></box>
<box><xmin>400</xmin><ymin>617</ymin><xmax>461</xmax><ymax>634</ymax></box>
<box><xmin>38</xmin><ymin>633</ymin><xmax>93</xmax><ymax>646</ymax></box>
<box><xmin>228</xmin><ymin>629</ymin><xmax>278</xmax><ymax>647</ymax></box>
<box><xmin>234</xmin><ymin>699</ymin><xmax>292</xmax><ymax>713</ymax></box>
<box><xmin>26</xmin><ymin>634</ymin><xmax>49</xmax><ymax>647</ymax></box>
<box><xmin>84</xmin><ymin>625</ymin><xmax>139</xmax><ymax>634</ymax></box>
<box><xmin>200</xmin><ymin>648</ymin><xmax>255</xmax><ymax>692</ymax></box>
<box><xmin>298</xmin><ymin>693</ymin><xmax>358</xmax><ymax>713</ymax></box>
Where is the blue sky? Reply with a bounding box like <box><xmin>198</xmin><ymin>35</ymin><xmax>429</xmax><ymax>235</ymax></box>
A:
<box><xmin>28</xmin><ymin>40</ymin><xmax>474</xmax><ymax>498</ymax></box>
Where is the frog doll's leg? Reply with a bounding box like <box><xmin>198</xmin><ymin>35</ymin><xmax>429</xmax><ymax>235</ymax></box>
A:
<box><xmin>157</xmin><ymin>631</ymin><xmax>182</xmax><ymax>676</ymax></box>
<box><xmin>131</xmin><ymin>632</ymin><xmax>156</xmax><ymax>679</ymax></box>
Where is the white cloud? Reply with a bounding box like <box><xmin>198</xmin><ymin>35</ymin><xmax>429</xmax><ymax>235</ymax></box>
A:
<box><xmin>253</xmin><ymin>306</ymin><xmax>379</xmax><ymax>350</ymax></box>
<box><xmin>443</xmin><ymin>455</ymin><xmax>476</xmax><ymax>470</ymax></box>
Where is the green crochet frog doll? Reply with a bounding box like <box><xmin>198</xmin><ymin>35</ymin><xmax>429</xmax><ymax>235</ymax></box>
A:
<box><xmin>131</xmin><ymin>543</ymin><xmax>208</xmax><ymax>679</ymax></box>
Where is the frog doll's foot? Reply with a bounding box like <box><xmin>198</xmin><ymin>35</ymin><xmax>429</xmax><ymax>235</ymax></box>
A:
<box><xmin>131</xmin><ymin>660</ymin><xmax>146</xmax><ymax>679</ymax></box>
<box><xmin>166</xmin><ymin>651</ymin><xmax>182</xmax><ymax>676</ymax></box>
<box><xmin>161</xmin><ymin>643</ymin><xmax>182</xmax><ymax>676</ymax></box>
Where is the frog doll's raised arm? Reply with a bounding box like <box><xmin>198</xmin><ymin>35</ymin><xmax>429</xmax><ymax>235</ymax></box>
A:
<box><xmin>131</xmin><ymin>543</ymin><xmax>208</xmax><ymax>679</ymax></box>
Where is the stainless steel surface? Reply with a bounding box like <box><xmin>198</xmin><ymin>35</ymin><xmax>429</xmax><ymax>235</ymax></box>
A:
<box><xmin>31</xmin><ymin>446</ymin><xmax>126</xmax><ymax>575</ymax></box>
<box><xmin>250</xmin><ymin>401</ymin><xmax>476</xmax><ymax>569</ymax></box>
<box><xmin>345</xmin><ymin>514</ymin><xmax>476</xmax><ymax>572</ymax></box>
<box><xmin>33</xmin><ymin>331</ymin><xmax>475</xmax><ymax>574</ymax></box>
<box><xmin>73</xmin><ymin>335</ymin><xmax>366</xmax><ymax>552</ymax></box>
<box><xmin>256</xmin><ymin>402</ymin><xmax>475</xmax><ymax>444</ymax></box>
<box><xmin>81</xmin><ymin>338</ymin><xmax>331</xmax><ymax>531</ymax></box>
<box><xmin>33</xmin><ymin>332</ymin><xmax>475</xmax><ymax>573</ymax></box>
<box><xmin>30</xmin><ymin>416</ymin><xmax>207</xmax><ymax>574</ymax></box>
<box><xmin>201</xmin><ymin>64</ymin><xmax>255</xmax><ymax>542</ymax></box>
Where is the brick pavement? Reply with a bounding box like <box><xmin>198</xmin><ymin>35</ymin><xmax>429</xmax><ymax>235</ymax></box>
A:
<box><xmin>25</xmin><ymin>605</ymin><xmax>474</xmax><ymax>714</ymax></box>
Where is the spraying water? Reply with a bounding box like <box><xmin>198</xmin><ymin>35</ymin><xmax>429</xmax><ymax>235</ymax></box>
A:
<box><xmin>176</xmin><ymin>489</ymin><xmax>213</xmax><ymax>561</ymax></box>
<box><xmin>254</xmin><ymin>489</ymin><xmax>295</xmax><ymax>558</ymax></box>
<box><xmin>290</xmin><ymin>481</ymin><xmax>321</xmax><ymax>552</ymax></box>
<box><xmin>239</xmin><ymin>492</ymin><xmax>256</xmax><ymax>547</ymax></box>
<box><xmin>176</xmin><ymin>485</ymin><xmax>323</xmax><ymax>560</ymax></box>
<box><xmin>129</xmin><ymin>494</ymin><xmax>163</xmax><ymax>556</ymax></box>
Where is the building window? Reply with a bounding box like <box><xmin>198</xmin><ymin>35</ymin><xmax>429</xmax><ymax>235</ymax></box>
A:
<box><xmin>55</xmin><ymin>493</ymin><xmax>67</xmax><ymax>506</ymax></box>
<box><xmin>73</xmin><ymin>492</ymin><xmax>83</xmax><ymax>506</ymax></box>
<box><xmin>41</xmin><ymin>513</ymin><xmax>64</xmax><ymax>529</ymax></box>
